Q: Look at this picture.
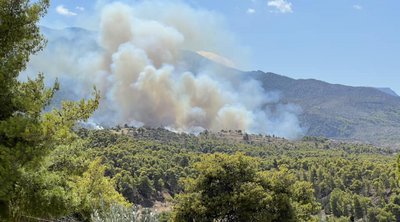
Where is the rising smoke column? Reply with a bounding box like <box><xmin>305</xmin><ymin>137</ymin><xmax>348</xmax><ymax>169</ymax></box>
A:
<box><xmin>26</xmin><ymin>1</ymin><xmax>305</xmax><ymax>139</ymax></box>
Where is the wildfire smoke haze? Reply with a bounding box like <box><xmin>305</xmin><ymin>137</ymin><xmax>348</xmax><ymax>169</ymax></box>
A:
<box><xmin>25</xmin><ymin>1</ymin><xmax>305</xmax><ymax>139</ymax></box>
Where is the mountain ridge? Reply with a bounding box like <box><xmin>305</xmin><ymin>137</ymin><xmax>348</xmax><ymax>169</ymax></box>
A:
<box><xmin>249</xmin><ymin>70</ymin><xmax>400</xmax><ymax>147</ymax></box>
<box><xmin>38</xmin><ymin>26</ymin><xmax>400</xmax><ymax>148</ymax></box>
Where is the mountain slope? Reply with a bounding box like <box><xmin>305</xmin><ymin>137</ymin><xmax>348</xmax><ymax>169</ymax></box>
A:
<box><xmin>376</xmin><ymin>87</ymin><xmax>399</xmax><ymax>97</ymax></box>
<box><xmin>179</xmin><ymin>50</ymin><xmax>400</xmax><ymax>147</ymax></box>
<box><xmin>251</xmin><ymin>71</ymin><xmax>400</xmax><ymax>147</ymax></box>
<box><xmin>37</xmin><ymin>27</ymin><xmax>400</xmax><ymax>148</ymax></box>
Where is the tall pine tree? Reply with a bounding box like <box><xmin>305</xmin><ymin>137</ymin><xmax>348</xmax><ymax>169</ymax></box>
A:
<box><xmin>0</xmin><ymin>0</ymin><xmax>103</xmax><ymax>219</ymax></box>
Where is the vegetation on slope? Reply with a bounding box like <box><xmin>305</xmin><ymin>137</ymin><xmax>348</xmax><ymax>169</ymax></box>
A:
<box><xmin>79</xmin><ymin>127</ymin><xmax>399</xmax><ymax>221</ymax></box>
<box><xmin>252</xmin><ymin>71</ymin><xmax>400</xmax><ymax>148</ymax></box>
<box><xmin>2</xmin><ymin>1</ymin><xmax>400</xmax><ymax>221</ymax></box>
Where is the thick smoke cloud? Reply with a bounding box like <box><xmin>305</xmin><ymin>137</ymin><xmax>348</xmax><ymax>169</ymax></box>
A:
<box><xmin>26</xmin><ymin>1</ymin><xmax>305</xmax><ymax>139</ymax></box>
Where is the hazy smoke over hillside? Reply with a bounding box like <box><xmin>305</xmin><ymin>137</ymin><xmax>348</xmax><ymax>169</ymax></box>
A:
<box><xmin>26</xmin><ymin>1</ymin><xmax>305</xmax><ymax>139</ymax></box>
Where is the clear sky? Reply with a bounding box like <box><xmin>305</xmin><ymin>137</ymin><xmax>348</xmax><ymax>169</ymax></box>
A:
<box><xmin>42</xmin><ymin>0</ymin><xmax>400</xmax><ymax>94</ymax></box>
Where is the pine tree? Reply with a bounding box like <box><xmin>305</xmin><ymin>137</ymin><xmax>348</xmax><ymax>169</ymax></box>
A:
<box><xmin>0</xmin><ymin>0</ymin><xmax>101</xmax><ymax>219</ymax></box>
<box><xmin>171</xmin><ymin>153</ymin><xmax>320</xmax><ymax>222</ymax></box>
<box><xmin>353</xmin><ymin>196</ymin><xmax>363</xmax><ymax>220</ymax></box>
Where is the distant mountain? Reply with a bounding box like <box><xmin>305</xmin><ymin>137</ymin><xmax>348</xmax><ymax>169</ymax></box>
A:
<box><xmin>250</xmin><ymin>71</ymin><xmax>400</xmax><ymax>148</ymax></box>
<box><xmin>179</xmin><ymin>51</ymin><xmax>400</xmax><ymax>148</ymax></box>
<box><xmin>39</xmin><ymin>26</ymin><xmax>98</xmax><ymax>52</ymax></box>
<box><xmin>376</xmin><ymin>87</ymin><xmax>399</xmax><ymax>97</ymax></box>
<box><xmin>39</xmin><ymin>27</ymin><xmax>400</xmax><ymax>148</ymax></box>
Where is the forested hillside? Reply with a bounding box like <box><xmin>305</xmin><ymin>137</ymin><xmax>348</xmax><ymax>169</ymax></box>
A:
<box><xmin>2</xmin><ymin>1</ymin><xmax>400</xmax><ymax>222</ymax></box>
<box><xmin>77</xmin><ymin>127</ymin><xmax>399</xmax><ymax>221</ymax></box>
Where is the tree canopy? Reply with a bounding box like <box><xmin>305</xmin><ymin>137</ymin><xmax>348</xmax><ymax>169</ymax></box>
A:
<box><xmin>0</xmin><ymin>1</ymin><xmax>129</xmax><ymax>220</ymax></box>
<box><xmin>1</xmin><ymin>1</ymin><xmax>400</xmax><ymax>221</ymax></box>
<box><xmin>171</xmin><ymin>153</ymin><xmax>320</xmax><ymax>222</ymax></box>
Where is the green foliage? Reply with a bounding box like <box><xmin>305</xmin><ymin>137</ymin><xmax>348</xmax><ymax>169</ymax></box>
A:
<box><xmin>6</xmin><ymin>1</ymin><xmax>398</xmax><ymax>221</ymax></box>
<box><xmin>0</xmin><ymin>0</ymin><xmax>130</xmax><ymax>221</ymax></box>
<box><xmin>70</xmin><ymin>158</ymin><xmax>131</xmax><ymax>220</ymax></box>
<box><xmin>81</xmin><ymin>128</ymin><xmax>399</xmax><ymax>221</ymax></box>
<box><xmin>1</xmin><ymin>1</ymin><xmax>399</xmax><ymax>221</ymax></box>
<box><xmin>0</xmin><ymin>0</ymin><xmax>49</xmax><ymax>120</ymax></box>
<box><xmin>353</xmin><ymin>195</ymin><xmax>364</xmax><ymax>220</ymax></box>
<box><xmin>171</xmin><ymin>153</ymin><xmax>319</xmax><ymax>222</ymax></box>
<box><xmin>291</xmin><ymin>181</ymin><xmax>321</xmax><ymax>221</ymax></box>
<box><xmin>330</xmin><ymin>188</ymin><xmax>352</xmax><ymax>218</ymax></box>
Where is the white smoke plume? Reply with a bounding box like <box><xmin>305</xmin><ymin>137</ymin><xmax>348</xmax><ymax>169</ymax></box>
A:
<box><xmin>25</xmin><ymin>1</ymin><xmax>305</xmax><ymax>139</ymax></box>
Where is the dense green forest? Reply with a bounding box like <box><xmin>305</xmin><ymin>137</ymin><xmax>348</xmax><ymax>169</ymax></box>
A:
<box><xmin>76</xmin><ymin>128</ymin><xmax>399</xmax><ymax>221</ymax></box>
<box><xmin>1</xmin><ymin>0</ymin><xmax>400</xmax><ymax>221</ymax></box>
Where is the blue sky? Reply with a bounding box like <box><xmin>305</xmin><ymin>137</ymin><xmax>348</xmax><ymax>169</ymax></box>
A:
<box><xmin>42</xmin><ymin>0</ymin><xmax>400</xmax><ymax>93</ymax></box>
